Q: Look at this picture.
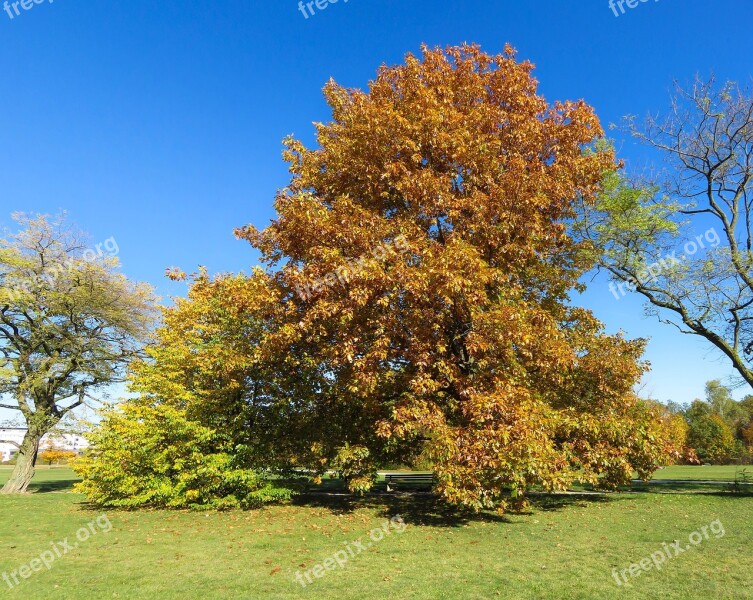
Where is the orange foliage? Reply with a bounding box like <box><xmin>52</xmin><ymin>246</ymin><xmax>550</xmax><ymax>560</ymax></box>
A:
<box><xmin>224</xmin><ymin>44</ymin><xmax>679</xmax><ymax>510</ymax></box>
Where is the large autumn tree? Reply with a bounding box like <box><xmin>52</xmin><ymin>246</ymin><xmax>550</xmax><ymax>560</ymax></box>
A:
<box><xmin>236</xmin><ymin>44</ymin><xmax>677</xmax><ymax>510</ymax></box>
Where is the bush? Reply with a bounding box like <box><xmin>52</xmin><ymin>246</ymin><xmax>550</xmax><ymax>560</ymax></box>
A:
<box><xmin>331</xmin><ymin>444</ymin><xmax>375</xmax><ymax>493</ymax></box>
<box><xmin>73</xmin><ymin>404</ymin><xmax>293</xmax><ymax>510</ymax></box>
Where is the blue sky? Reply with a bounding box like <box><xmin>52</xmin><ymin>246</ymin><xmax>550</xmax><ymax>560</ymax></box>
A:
<box><xmin>1</xmin><ymin>0</ymin><xmax>751</xmax><ymax>408</ymax></box>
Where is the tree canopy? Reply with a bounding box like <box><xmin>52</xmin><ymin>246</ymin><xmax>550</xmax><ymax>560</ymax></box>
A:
<box><xmin>0</xmin><ymin>213</ymin><xmax>157</xmax><ymax>493</ymax></box>
<box><xmin>233</xmin><ymin>44</ymin><xmax>677</xmax><ymax>509</ymax></box>
<box><xmin>579</xmin><ymin>78</ymin><xmax>753</xmax><ymax>389</ymax></box>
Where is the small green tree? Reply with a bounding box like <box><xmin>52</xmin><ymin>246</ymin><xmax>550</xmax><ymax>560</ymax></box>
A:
<box><xmin>687</xmin><ymin>413</ymin><xmax>738</xmax><ymax>464</ymax></box>
<box><xmin>0</xmin><ymin>213</ymin><xmax>157</xmax><ymax>493</ymax></box>
<box><xmin>73</xmin><ymin>403</ymin><xmax>294</xmax><ymax>510</ymax></box>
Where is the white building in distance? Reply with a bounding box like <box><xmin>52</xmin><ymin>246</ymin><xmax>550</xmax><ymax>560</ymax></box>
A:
<box><xmin>0</xmin><ymin>428</ymin><xmax>88</xmax><ymax>462</ymax></box>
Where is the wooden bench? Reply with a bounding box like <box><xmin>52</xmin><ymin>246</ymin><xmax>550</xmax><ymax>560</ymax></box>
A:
<box><xmin>383</xmin><ymin>473</ymin><xmax>435</xmax><ymax>492</ymax></box>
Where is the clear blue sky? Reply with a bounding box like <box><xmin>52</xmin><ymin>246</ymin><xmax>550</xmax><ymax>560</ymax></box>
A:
<box><xmin>1</xmin><ymin>0</ymin><xmax>751</xmax><ymax>408</ymax></box>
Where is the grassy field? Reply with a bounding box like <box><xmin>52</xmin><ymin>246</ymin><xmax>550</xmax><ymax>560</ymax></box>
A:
<box><xmin>0</xmin><ymin>467</ymin><xmax>752</xmax><ymax>599</ymax></box>
<box><xmin>650</xmin><ymin>465</ymin><xmax>751</xmax><ymax>481</ymax></box>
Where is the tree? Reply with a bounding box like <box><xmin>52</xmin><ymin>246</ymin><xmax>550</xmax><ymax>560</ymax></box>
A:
<box><xmin>739</xmin><ymin>394</ymin><xmax>753</xmax><ymax>421</ymax></box>
<box><xmin>39</xmin><ymin>448</ymin><xmax>77</xmax><ymax>466</ymax></box>
<box><xmin>0</xmin><ymin>213</ymin><xmax>156</xmax><ymax>493</ymax></box>
<box><xmin>687</xmin><ymin>413</ymin><xmax>738</xmax><ymax>464</ymax></box>
<box><xmin>654</xmin><ymin>403</ymin><xmax>698</xmax><ymax>464</ymax></box>
<box><xmin>686</xmin><ymin>398</ymin><xmax>711</xmax><ymax>422</ymax></box>
<box><xmin>684</xmin><ymin>391</ymin><xmax>741</xmax><ymax>464</ymax></box>
<box><xmin>739</xmin><ymin>395</ymin><xmax>753</xmax><ymax>454</ymax></box>
<box><xmin>235</xmin><ymin>44</ymin><xmax>678</xmax><ymax>510</ymax></box>
<box><xmin>579</xmin><ymin>77</ymin><xmax>753</xmax><ymax>388</ymax></box>
<box><xmin>705</xmin><ymin>379</ymin><xmax>748</xmax><ymax>428</ymax></box>
<box><xmin>742</xmin><ymin>418</ymin><xmax>753</xmax><ymax>449</ymax></box>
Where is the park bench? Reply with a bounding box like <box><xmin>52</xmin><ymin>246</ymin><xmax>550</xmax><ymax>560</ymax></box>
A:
<box><xmin>383</xmin><ymin>472</ymin><xmax>435</xmax><ymax>492</ymax></box>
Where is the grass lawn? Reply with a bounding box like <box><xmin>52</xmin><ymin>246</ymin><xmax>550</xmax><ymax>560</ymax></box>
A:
<box><xmin>650</xmin><ymin>465</ymin><xmax>752</xmax><ymax>481</ymax></box>
<box><xmin>0</xmin><ymin>467</ymin><xmax>752</xmax><ymax>599</ymax></box>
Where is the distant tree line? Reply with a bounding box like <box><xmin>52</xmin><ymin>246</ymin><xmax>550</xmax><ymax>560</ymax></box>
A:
<box><xmin>666</xmin><ymin>380</ymin><xmax>753</xmax><ymax>464</ymax></box>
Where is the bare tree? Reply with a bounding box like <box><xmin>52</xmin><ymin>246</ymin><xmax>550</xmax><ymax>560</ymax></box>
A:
<box><xmin>579</xmin><ymin>77</ymin><xmax>753</xmax><ymax>388</ymax></box>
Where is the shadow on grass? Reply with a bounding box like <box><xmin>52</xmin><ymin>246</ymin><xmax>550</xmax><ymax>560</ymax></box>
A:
<box><xmin>292</xmin><ymin>485</ymin><xmax>624</xmax><ymax>527</ymax></box>
<box><xmin>292</xmin><ymin>492</ymin><xmax>509</xmax><ymax>526</ymax></box>
<box><xmin>0</xmin><ymin>469</ymin><xmax>81</xmax><ymax>494</ymax></box>
<box><xmin>528</xmin><ymin>493</ymin><xmax>615</xmax><ymax>513</ymax></box>
<box><xmin>29</xmin><ymin>478</ymin><xmax>80</xmax><ymax>493</ymax></box>
<box><xmin>620</xmin><ymin>481</ymin><xmax>753</xmax><ymax>497</ymax></box>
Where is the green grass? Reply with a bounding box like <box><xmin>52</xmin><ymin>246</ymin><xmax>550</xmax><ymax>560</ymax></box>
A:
<box><xmin>650</xmin><ymin>465</ymin><xmax>752</xmax><ymax>481</ymax></box>
<box><xmin>0</xmin><ymin>465</ymin><xmax>82</xmax><ymax>493</ymax></box>
<box><xmin>0</xmin><ymin>468</ymin><xmax>752</xmax><ymax>599</ymax></box>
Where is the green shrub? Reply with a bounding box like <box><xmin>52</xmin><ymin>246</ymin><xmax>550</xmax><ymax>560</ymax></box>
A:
<box><xmin>73</xmin><ymin>403</ymin><xmax>293</xmax><ymax>510</ymax></box>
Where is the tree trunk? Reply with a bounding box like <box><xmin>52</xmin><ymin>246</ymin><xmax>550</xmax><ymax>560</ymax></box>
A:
<box><xmin>1</xmin><ymin>428</ymin><xmax>43</xmax><ymax>494</ymax></box>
